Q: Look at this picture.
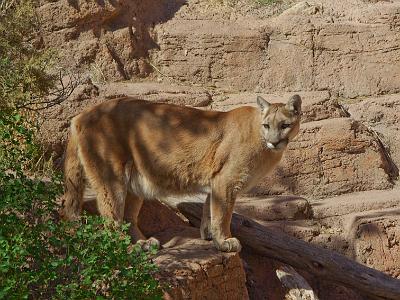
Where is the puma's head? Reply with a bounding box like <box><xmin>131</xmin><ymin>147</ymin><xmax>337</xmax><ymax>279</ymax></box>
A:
<box><xmin>256</xmin><ymin>94</ymin><xmax>302</xmax><ymax>151</ymax></box>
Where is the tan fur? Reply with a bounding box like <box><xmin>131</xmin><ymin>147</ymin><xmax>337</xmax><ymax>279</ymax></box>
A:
<box><xmin>62</xmin><ymin>95</ymin><xmax>302</xmax><ymax>252</ymax></box>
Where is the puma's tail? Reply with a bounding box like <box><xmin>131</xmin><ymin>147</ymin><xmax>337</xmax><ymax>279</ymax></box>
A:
<box><xmin>61</xmin><ymin>121</ymin><xmax>84</xmax><ymax>220</ymax></box>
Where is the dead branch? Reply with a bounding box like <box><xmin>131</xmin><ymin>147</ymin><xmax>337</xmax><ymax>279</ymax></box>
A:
<box><xmin>16</xmin><ymin>69</ymin><xmax>81</xmax><ymax>112</ymax></box>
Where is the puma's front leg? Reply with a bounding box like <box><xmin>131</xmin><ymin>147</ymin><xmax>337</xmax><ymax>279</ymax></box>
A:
<box><xmin>200</xmin><ymin>194</ymin><xmax>212</xmax><ymax>240</ymax></box>
<box><xmin>124</xmin><ymin>193</ymin><xmax>160</xmax><ymax>251</ymax></box>
<box><xmin>210</xmin><ymin>182</ymin><xmax>241</xmax><ymax>252</ymax></box>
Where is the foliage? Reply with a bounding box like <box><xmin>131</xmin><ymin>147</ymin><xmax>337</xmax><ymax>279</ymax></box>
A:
<box><xmin>0</xmin><ymin>1</ymin><xmax>163</xmax><ymax>299</ymax></box>
<box><xmin>0</xmin><ymin>112</ymin><xmax>163</xmax><ymax>299</ymax></box>
<box><xmin>0</xmin><ymin>0</ymin><xmax>57</xmax><ymax>111</ymax></box>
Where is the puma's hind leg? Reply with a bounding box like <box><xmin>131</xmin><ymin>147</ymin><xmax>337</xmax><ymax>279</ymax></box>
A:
<box><xmin>124</xmin><ymin>192</ymin><xmax>160</xmax><ymax>251</ymax></box>
<box><xmin>77</xmin><ymin>138</ymin><xmax>128</xmax><ymax>225</ymax></box>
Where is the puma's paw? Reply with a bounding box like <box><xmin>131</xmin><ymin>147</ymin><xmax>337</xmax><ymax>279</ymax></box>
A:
<box><xmin>136</xmin><ymin>237</ymin><xmax>161</xmax><ymax>251</ymax></box>
<box><xmin>214</xmin><ymin>237</ymin><xmax>242</xmax><ymax>252</ymax></box>
<box><xmin>200</xmin><ymin>225</ymin><xmax>212</xmax><ymax>241</ymax></box>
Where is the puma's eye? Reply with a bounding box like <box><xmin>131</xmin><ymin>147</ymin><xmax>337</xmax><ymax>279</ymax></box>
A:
<box><xmin>263</xmin><ymin>124</ymin><xmax>270</xmax><ymax>129</ymax></box>
<box><xmin>281</xmin><ymin>123</ymin><xmax>291</xmax><ymax>129</ymax></box>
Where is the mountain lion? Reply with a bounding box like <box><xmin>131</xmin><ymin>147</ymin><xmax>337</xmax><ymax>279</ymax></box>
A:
<box><xmin>62</xmin><ymin>95</ymin><xmax>302</xmax><ymax>252</ymax></box>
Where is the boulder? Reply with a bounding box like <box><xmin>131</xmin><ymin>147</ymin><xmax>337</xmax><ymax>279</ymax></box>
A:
<box><xmin>82</xmin><ymin>195</ymin><xmax>249</xmax><ymax>299</ymax></box>
<box><xmin>345</xmin><ymin>93</ymin><xmax>400</xmax><ymax>176</ymax></box>
<box><xmin>309</xmin><ymin>188</ymin><xmax>400</xmax><ymax>278</ymax></box>
<box><xmin>154</xmin><ymin>227</ymin><xmax>249</xmax><ymax>300</ymax></box>
<box><xmin>306</xmin><ymin>189</ymin><xmax>400</xmax><ymax>259</ymax></box>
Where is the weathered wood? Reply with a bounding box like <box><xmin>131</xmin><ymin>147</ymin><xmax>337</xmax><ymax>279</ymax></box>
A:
<box><xmin>276</xmin><ymin>264</ymin><xmax>319</xmax><ymax>300</ymax></box>
<box><xmin>177</xmin><ymin>202</ymin><xmax>400</xmax><ymax>300</ymax></box>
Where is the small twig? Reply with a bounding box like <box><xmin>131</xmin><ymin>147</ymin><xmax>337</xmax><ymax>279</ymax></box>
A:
<box><xmin>145</xmin><ymin>58</ymin><xmax>179</xmax><ymax>82</ymax></box>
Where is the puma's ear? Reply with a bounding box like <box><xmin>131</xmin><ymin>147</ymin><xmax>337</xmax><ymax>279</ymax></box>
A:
<box><xmin>257</xmin><ymin>96</ymin><xmax>271</xmax><ymax>113</ymax></box>
<box><xmin>286</xmin><ymin>94</ymin><xmax>302</xmax><ymax>115</ymax></box>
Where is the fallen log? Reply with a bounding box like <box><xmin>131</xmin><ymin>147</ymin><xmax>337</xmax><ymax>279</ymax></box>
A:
<box><xmin>177</xmin><ymin>202</ymin><xmax>400</xmax><ymax>300</ymax></box>
<box><xmin>276</xmin><ymin>264</ymin><xmax>319</xmax><ymax>300</ymax></box>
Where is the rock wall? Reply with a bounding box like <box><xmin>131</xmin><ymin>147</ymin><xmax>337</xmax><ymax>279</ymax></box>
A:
<box><xmin>153</xmin><ymin>1</ymin><xmax>400</xmax><ymax>98</ymax></box>
<box><xmin>37</xmin><ymin>1</ymin><xmax>400</xmax><ymax>192</ymax></box>
<box><xmin>154</xmin><ymin>19</ymin><xmax>268</xmax><ymax>91</ymax></box>
<box><xmin>37</xmin><ymin>0</ymin><xmax>187</xmax><ymax>81</ymax></box>
<box><xmin>37</xmin><ymin>0</ymin><xmax>400</xmax><ymax>98</ymax></box>
<box><xmin>258</xmin><ymin>1</ymin><xmax>400</xmax><ymax>98</ymax></box>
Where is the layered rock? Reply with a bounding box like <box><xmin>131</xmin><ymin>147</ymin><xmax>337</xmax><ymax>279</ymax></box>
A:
<box><xmin>154</xmin><ymin>19</ymin><xmax>268</xmax><ymax>91</ymax></box>
<box><xmin>310</xmin><ymin>189</ymin><xmax>400</xmax><ymax>278</ymax></box>
<box><xmin>98</xmin><ymin>82</ymin><xmax>212</xmax><ymax>107</ymax></box>
<box><xmin>37</xmin><ymin>0</ymin><xmax>400</xmax><ymax>98</ymax></box>
<box><xmin>155</xmin><ymin>228</ymin><xmax>248</xmax><ymax>300</ymax></box>
<box><xmin>258</xmin><ymin>1</ymin><xmax>400</xmax><ymax>98</ymax></box>
<box><xmin>152</xmin><ymin>1</ymin><xmax>400</xmax><ymax>97</ymax></box>
<box><xmin>37</xmin><ymin>0</ymin><xmax>187</xmax><ymax>81</ymax></box>
<box><xmin>344</xmin><ymin>94</ymin><xmax>400</xmax><ymax>175</ymax></box>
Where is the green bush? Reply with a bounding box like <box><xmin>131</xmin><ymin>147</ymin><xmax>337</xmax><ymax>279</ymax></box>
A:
<box><xmin>0</xmin><ymin>113</ymin><xmax>162</xmax><ymax>300</ymax></box>
<box><xmin>0</xmin><ymin>1</ymin><xmax>163</xmax><ymax>299</ymax></box>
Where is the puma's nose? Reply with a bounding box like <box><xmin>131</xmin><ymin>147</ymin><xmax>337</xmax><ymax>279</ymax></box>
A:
<box><xmin>266</xmin><ymin>141</ymin><xmax>280</xmax><ymax>149</ymax></box>
<box><xmin>271</xmin><ymin>141</ymin><xmax>280</xmax><ymax>147</ymax></box>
